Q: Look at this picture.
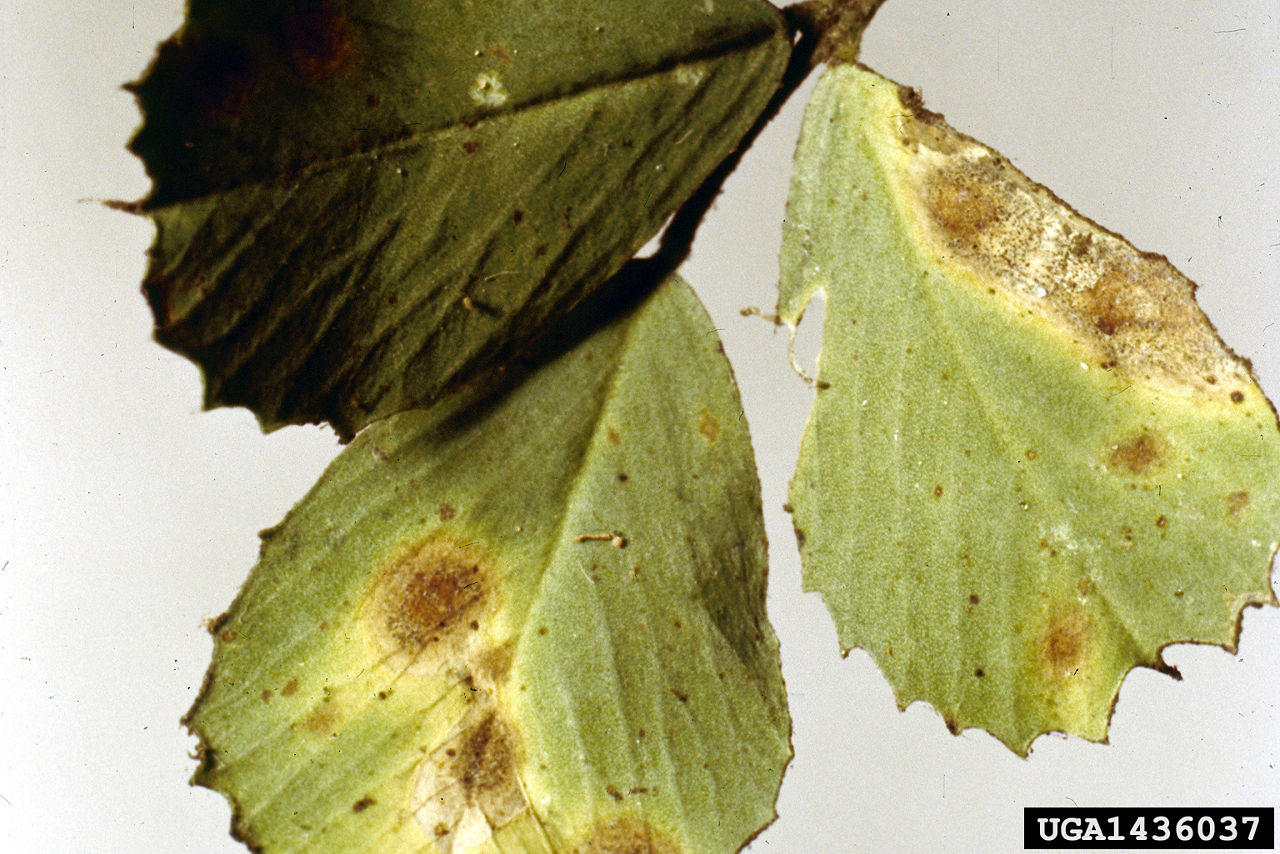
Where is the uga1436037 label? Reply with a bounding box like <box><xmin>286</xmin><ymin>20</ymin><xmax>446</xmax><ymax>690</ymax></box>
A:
<box><xmin>1024</xmin><ymin>807</ymin><xmax>1274</xmax><ymax>849</ymax></box>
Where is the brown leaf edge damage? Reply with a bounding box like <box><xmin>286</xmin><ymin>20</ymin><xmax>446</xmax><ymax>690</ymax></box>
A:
<box><xmin>873</xmin><ymin>71</ymin><xmax>1275</xmax><ymax>752</ymax></box>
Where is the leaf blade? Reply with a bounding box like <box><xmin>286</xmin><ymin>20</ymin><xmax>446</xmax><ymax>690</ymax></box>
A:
<box><xmin>779</xmin><ymin>63</ymin><xmax>1280</xmax><ymax>753</ymax></box>
<box><xmin>130</xmin><ymin>0</ymin><xmax>790</xmax><ymax>435</ymax></box>
<box><xmin>187</xmin><ymin>274</ymin><xmax>790</xmax><ymax>851</ymax></box>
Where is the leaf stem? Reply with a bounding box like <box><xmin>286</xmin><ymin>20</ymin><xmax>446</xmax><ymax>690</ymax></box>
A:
<box><xmin>786</xmin><ymin>0</ymin><xmax>888</xmax><ymax>67</ymax></box>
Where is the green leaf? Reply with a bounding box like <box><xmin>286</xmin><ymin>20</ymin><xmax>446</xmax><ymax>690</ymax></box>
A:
<box><xmin>778</xmin><ymin>63</ymin><xmax>1280</xmax><ymax>754</ymax></box>
<box><xmin>127</xmin><ymin>0</ymin><xmax>789</xmax><ymax>437</ymax></box>
<box><xmin>186</xmin><ymin>273</ymin><xmax>790</xmax><ymax>852</ymax></box>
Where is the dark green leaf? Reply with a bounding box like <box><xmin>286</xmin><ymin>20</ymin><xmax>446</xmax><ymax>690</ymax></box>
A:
<box><xmin>129</xmin><ymin>0</ymin><xmax>789</xmax><ymax>436</ymax></box>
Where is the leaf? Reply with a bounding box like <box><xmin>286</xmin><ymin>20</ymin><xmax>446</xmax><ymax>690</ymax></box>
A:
<box><xmin>186</xmin><ymin>273</ymin><xmax>790</xmax><ymax>852</ymax></box>
<box><xmin>127</xmin><ymin>0</ymin><xmax>790</xmax><ymax>437</ymax></box>
<box><xmin>777</xmin><ymin>63</ymin><xmax>1280</xmax><ymax>754</ymax></box>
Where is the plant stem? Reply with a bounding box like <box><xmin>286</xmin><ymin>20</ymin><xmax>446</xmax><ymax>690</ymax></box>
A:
<box><xmin>786</xmin><ymin>0</ymin><xmax>888</xmax><ymax>67</ymax></box>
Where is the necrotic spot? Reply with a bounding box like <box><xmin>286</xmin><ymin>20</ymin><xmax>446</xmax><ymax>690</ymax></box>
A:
<box><xmin>573</xmin><ymin>818</ymin><xmax>682</xmax><ymax>854</ymax></box>
<box><xmin>456</xmin><ymin>712</ymin><xmax>514</xmax><ymax>797</ymax></box>
<box><xmin>1107</xmin><ymin>430</ymin><xmax>1166</xmax><ymax>476</ymax></box>
<box><xmin>368</xmin><ymin>537</ymin><xmax>494</xmax><ymax>656</ymax></box>
<box><xmin>1039</xmin><ymin>608</ymin><xmax>1092</xmax><ymax>681</ymax></box>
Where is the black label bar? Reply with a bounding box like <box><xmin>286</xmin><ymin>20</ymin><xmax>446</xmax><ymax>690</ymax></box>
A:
<box><xmin>1024</xmin><ymin>807</ymin><xmax>1274</xmax><ymax>849</ymax></box>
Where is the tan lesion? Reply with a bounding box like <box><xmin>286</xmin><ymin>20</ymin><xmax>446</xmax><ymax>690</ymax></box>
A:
<box><xmin>410</xmin><ymin>704</ymin><xmax>532</xmax><ymax>853</ymax></box>
<box><xmin>363</xmin><ymin>536</ymin><xmax>502</xmax><ymax>676</ymax></box>
<box><xmin>885</xmin><ymin>84</ymin><xmax>1252</xmax><ymax>403</ymax></box>
<box><xmin>1038</xmin><ymin>606</ymin><xmax>1093</xmax><ymax>683</ymax></box>
<box><xmin>1105</xmin><ymin>429</ymin><xmax>1168</xmax><ymax>476</ymax></box>
<box><xmin>571</xmin><ymin>817</ymin><xmax>684</xmax><ymax>854</ymax></box>
<box><xmin>360</xmin><ymin>536</ymin><xmax>542</xmax><ymax>851</ymax></box>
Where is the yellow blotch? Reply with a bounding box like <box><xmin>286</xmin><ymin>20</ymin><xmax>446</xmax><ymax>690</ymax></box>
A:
<box><xmin>572</xmin><ymin>818</ymin><xmax>683</xmax><ymax>854</ymax></box>
<box><xmin>697</xmin><ymin>408</ymin><xmax>720</xmax><ymax>442</ymax></box>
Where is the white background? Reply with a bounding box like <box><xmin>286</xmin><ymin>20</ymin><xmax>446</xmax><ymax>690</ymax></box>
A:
<box><xmin>2</xmin><ymin>1</ymin><xmax>1277</xmax><ymax>851</ymax></box>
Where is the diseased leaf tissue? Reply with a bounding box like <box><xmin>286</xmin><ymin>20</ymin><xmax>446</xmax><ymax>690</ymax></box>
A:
<box><xmin>778</xmin><ymin>63</ymin><xmax>1279</xmax><ymax>754</ymax></box>
<box><xmin>124</xmin><ymin>0</ymin><xmax>1278</xmax><ymax>851</ymax></box>
<box><xmin>186</xmin><ymin>276</ymin><xmax>789</xmax><ymax>853</ymax></box>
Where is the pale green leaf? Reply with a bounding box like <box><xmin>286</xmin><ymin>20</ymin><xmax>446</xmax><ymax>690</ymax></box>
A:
<box><xmin>127</xmin><ymin>0</ymin><xmax>789</xmax><ymax>436</ymax></box>
<box><xmin>186</xmin><ymin>274</ymin><xmax>790</xmax><ymax>852</ymax></box>
<box><xmin>778</xmin><ymin>63</ymin><xmax>1280</xmax><ymax>754</ymax></box>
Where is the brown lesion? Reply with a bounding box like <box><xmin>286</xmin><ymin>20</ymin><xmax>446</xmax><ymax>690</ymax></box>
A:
<box><xmin>1106</xmin><ymin>429</ymin><xmax>1168</xmax><ymax>476</ymax></box>
<box><xmin>1038</xmin><ymin>607</ymin><xmax>1092</xmax><ymax>682</ymax></box>
<box><xmin>473</xmin><ymin>638</ymin><xmax>515</xmax><ymax>685</ymax></box>
<box><xmin>1058</xmin><ymin>260</ymin><xmax>1208</xmax><ymax>359</ymax></box>
<box><xmin>390</xmin><ymin>560</ymin><xmax>482</xmax><ymax>649</ymax></box>
<box><xmin>1225</xmin><ymin>490</ymin><xmax>1250</xmax><ymax>521</ymax></box>
<box><xmin>366</xmin><ymin>537</ymin><xmax>498</xmax><ymax>659</ymax></box>
<box><xmin>889</xmin><ymin>83</ymin><xmax>1252</xmax><ymax>401</ymax></box>
<box><xmin>455</xmin><ymin>712</ymin><xmax>517</xmax><ymax>803</ymax></box>
<box><xmin>412</xmin><ymin>705</ymin><xmax>530</xmax><ymax>841</ymax></box>
<box><xmin>573</xmin><ymin>818</ymin><xmax>683</xmax><ymax>854</ymax></box>
<box><xmin>303</xmin><ymin>706</ymin><xmax>338</xmax><ymax>736</ymax></box>
<box><xmin>921</xmin><ymin>169</ymin><xmax>1006</xmax><ymax>250</ymax></box>
<box><xmin>697</xmin><ymin>408</ymin><xmax>720</xmax><ymax>442</ymax></box>
<box><xmin>1074</xmin><ymin>267</ymin><xmax>1146</xmax><ymax>337</ymax></box>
